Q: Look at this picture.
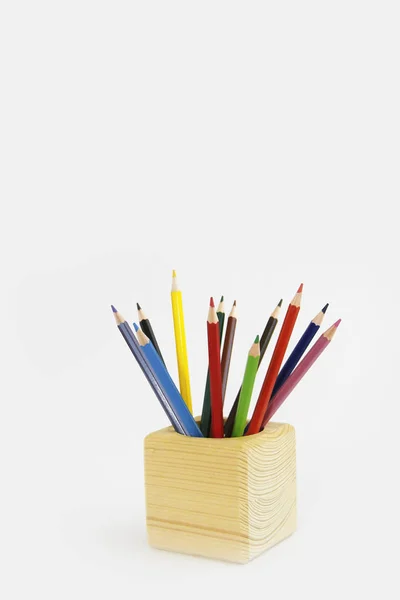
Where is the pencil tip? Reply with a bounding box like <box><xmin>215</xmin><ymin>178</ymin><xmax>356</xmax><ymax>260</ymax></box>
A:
<box><xmin>136</xmin><ymin>302</ymin><xmax>141</xmax><ymax>310</ymax></box>
<box><xmin>322</xmin><ymin>303</ymin><xmax>329</xmax><ymax>314</ymax></box>
<box><xmin>334</xmin><ymin>318</ymin><xmax>341</xmax><ymax>327</ymax></box>
<box><xmin>133</xmin><ymin>322</ymin><xmax>139</xmax><ymax>331</ymax></box>
<box><xmin>210</xmin><ymin>297</ymin><xmax>215</xmax><ymax>307</ymax></box>
<box><xmin>111</xmin><ymin>305</ymin><xmax>117</xmax><ymax>313</ymax></box>
<box><xmin>220</xmin><ymin>295</ymin><xmax>224</xmax><ymax>302</ymax></box>
<box><xmin>233</xmin><ymin>300</ymin><xmax>236</xmax><ymax>306</ymax></box>
<box><xmin>172</xmin><ymin>269</ymin><xmax>177</xmax><ymax>278</ymax></box>
<box><xmin>278</xmin><ymin>299</ymin><xmax>283</xmax><ymax>307</ymax></box>
<box><xmin>297</xmin><ymin>283</ymin><xmax>303</xmax><ymax>293</ymax></box>
<box><xmin>254</xmin><ymin>334</ymin><xmax>260</xmax><ymax>343</ymax></box>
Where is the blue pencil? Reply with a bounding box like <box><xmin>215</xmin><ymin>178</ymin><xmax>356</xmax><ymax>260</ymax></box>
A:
<box><xmin>111</xmin><ymin>306</ymin><xmax>186</xmax><ymax>435</ymax></box>
<box><xmin>133</xmin><ymin>323</ymin><xmax>203</xmax><ymax>438</ymax></box>
<box><xmin>271</xmin><ymin>303</ymin><xmax>329</xmax><ymax>397</ymax></box>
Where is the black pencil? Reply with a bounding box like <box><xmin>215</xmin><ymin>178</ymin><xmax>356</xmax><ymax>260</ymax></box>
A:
<box><xmin>137</xmin><ymin>302</ymin><xmax>165</xmax><ymax>365</ymax></box>
<box><xmin>224</xmin><ymin>299</ymin><xmax>282</xmax><ymax>437</ymax></box>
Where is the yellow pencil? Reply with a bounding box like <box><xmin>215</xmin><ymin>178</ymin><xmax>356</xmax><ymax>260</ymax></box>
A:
<box><xmin>171</xmin><ymin>270</ymin><xmax>193</xmax><ymax>413</ymax></box>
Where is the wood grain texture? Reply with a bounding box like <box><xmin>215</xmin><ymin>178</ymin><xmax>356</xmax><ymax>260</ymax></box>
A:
<box><xmin>144</xmin><ymin>421</ymin><xmax>296</xmax><ymax>563</ymax></box>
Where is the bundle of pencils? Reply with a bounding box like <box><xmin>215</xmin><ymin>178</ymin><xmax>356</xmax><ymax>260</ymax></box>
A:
<box><xmin>111</xmin><ymin>272</ymin><xmax>341</xmax><ymax>438</ymax></box>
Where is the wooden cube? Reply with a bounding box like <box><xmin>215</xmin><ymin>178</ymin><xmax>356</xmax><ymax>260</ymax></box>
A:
<box><xmin>144</xmin><ymin>421</ymin><xmax>296</xmax><ymax>563</ymax></box>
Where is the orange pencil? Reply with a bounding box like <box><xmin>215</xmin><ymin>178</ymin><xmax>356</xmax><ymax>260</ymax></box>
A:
<box><xmin>246</xmin><ymin>284</ymin><xmax>303</xmax><ymax>435</ymax></box>
<box><xmin>207</xmin><ymin>297</ymin><xmax>224</xmax><ymax>438</ymax></box>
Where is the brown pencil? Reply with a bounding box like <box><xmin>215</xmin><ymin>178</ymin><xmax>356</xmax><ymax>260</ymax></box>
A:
<box><xmin>221</xmin><ymin>301</ymin><xmax>237</xmax><ymax>404</ymax></box>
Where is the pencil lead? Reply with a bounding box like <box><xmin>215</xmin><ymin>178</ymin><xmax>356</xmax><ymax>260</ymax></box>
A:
<box><xmin>111</xmin><ymin>305</ymin><xmax>117</xmax><ymax>313</ymax></box>
<box><xmin>133</xmin><ymin>322</ymin><xmax>139</xmax><ymax>331</ymax></box>
<box><xmin>322</xmin><ymin>303</ymin><xmax>329</xmax><ymax>314</ymax></box>
<box><xmin>172</xmin><ymin>269</ymin><xmax>177</xmax><ymax>278</ymax></box>
<box><xmin>233</xmin><ymin>300</ymin><xmax>236</xmax><ymax>306</ymax></box>
<box><xmin>334</xmin><ymin>318</ymin><xmax>341</xmax><ymax>327</ymax></box>
<box><xmin>136</xmin><ymin>302</ymin><xmax>141</xmax><ymax>311</ymax></box>
<box><xmin>278</xmin><ymin>299</ymin><xmax>283</xmax><ymax>307</ymax></box>
<box><xmin>254</xmin><ymin>335</ymin><xmax>260</xmax><ymax>343</ymax></box>
<box><xmin>297</xmin><ymin>283</ymin><xmax>303</xmax><ymax>293</ymax></box>
<box><xmin>210</xmin><ymin>297</ymin><xmax>215</xmax><ymax>308</ymax></box>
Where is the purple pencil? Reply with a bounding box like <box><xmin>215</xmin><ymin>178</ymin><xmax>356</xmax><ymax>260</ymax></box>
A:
<box><xmin>262</xmin><ymin>319</ymin><xmax>341</xmax><ymax>426</ymax></box>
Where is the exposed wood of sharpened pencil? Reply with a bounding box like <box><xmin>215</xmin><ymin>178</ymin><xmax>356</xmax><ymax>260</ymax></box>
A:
<box><xmin>200</xmin><ymin>295</ymin><xmax>225</xmax><ymax>437</ymax></box>
<box><xmin>246</xmin><ymin>284</ymin><xmax>303</xmax><ymax>435</ymax></box>
<box><xmin>221</xmin><ymin>301</ymin><xmax>237</xmax><ymax>404</ymax></box>
<box><xmin>137</xmin><ymin>303</ymin><xmax>166</xmax><ymax>365</ymax></box>
<box><xmin>224</xmin><ymin>299</ymin><xmax>282</xmax><ymax>437</ymax></box>
<box><xmin>263</xmin><ymin>320</ymin><xmax>341</xmax><ymax>426</ymax></box>
<box><xmin>111</xmin><ymin>306</ymin><xmax>185</xmax><ymax>435</ymax></box>
<box><xmin>272</xmin><ymin>303</ymin><xmax>328</xmax><ymax>397</ymax></box>
<box><xmin>207</xmin><ymin>298</ymin><xmax>224</xmax><ymax>438</ymax></box>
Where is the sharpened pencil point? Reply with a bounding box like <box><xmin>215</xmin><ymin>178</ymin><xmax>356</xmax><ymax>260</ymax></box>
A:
<box><xmin>172</xmin><ymin>269</ymin><xmax>177</xmax><ymax>278</ymax></box>
<box><xmin>254</xmin><ymin>335</ymin><xmax>260</xmax><ymax>343</ymax></box>
<box><xmin>111</xmin><ymin>305</ymin><xmax>117</xmax><ymax>313</ymax></box>
<box><xmin>334</xmin><ymin>318</ymin><xmax>341</xmax><ymax>327</ymax></box>
<box><xmin>278</xmin><ymin>299</ymin><xmax>283</xmax><ymax>307</ymax></box>
<box><xmin>220</xmin><ymin>295</ymin><xmax>224</xmax><ymax>302</ymax></box>
<box><xmin>136</xmin><ymin>302</ymin><xmax>141</xmax><ymax>311</ymax></box>
<box><xmin>133</xmin><ymin>322</ymin><xmax>139</xmax><ymax>331</ymax></box>
<box><xmin>233</xmin><ymin>300</ymin><xmax>236</xmax><ymax>306</ymax></box>
<box><xmin>210</xmin><ymin>297</ymin><xmax>215</xmax><ymax>307</ymax></box>
<box><xmin>297</xmin><ymin>283</ymin><xmax>303</xmax><ymax>293</ymax></box>
<box><xmin>322</xmin><ymin>303</ymin><xmax>329</xmax><ymax>314</ymax></box>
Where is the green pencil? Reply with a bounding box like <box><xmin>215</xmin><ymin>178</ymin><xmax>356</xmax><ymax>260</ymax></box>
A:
<box><xmin>232</xmin><ymin>335</ymin><xmax>260</xmax><ymax>437</ymax></box>
<box><xmin>200</xmin><ymin>296</ymin><xmax>225</xmax><ymax>436</ymax></box>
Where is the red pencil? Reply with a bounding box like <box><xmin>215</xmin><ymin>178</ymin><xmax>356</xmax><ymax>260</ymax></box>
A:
<box><xmin>246</xmin><ymin>283</ymin><xmax>303</xmax><ymax>435</ymax></box>
<box><xmin>207</xmin><ymin>297</ymin><xmax>224</xmax><ymax>438</ymax></box>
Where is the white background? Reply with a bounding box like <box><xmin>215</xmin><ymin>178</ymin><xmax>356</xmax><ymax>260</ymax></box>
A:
<box><xmin>1</xmin><ymin>1</ymin><xmax>399</xmax><ymax>598</ymax></box>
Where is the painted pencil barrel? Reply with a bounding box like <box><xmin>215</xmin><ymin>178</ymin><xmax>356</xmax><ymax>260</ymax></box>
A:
<box><xmin>118</xmin><ymin>323</ymin><xmax>185</xmax><ymax>435</ymax></box>
<box><xmin>141</xmin><ymin>341</ymin><xmax>203</xmax><ymax>437</ymax></box>
<box><xmin>232</xmin><ymin>354</ymin><xmax>259</xmax><ymax>437</ymax></box>
<box><xmin>272</xmin><ymin>322</ymin><xmax>319</xmax><ymax>395</ymax></box>
<box><xmin>171</xmin><ymin>290</ymin><xmax>193</xmax><ymax>413</ymax></box>
<box><xmin>200</xmin><ymin>308</ymin><xmax>225</xmax><ymax>437</ymax></box>
<box><xmin>264</xmin><ymin>337</ymin><xmax>330</xmax><ymax>425</ymax></box>
<box><xmin>141</xmin><ymin>319</ymin><xmax>165</xmax><ymax>365</ymax></box>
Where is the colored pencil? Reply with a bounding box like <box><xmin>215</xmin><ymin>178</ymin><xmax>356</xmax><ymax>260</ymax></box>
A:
<box><xmin>246</xmin><ymin>284</ymin><xmax>303</xmax><ymax>435</ymax></box>
<box><xmin>111</xmin><ymin>306</ymin><xmax>185</xmax><ymax>435</ymax></box>
<box><xmin>272</xmin><ymin>303</ymin><xmax>328</xmax><ymax>396</ymax></box>
<box><xmin>216</xmin><ymin>296</ymin><xmax>225</xmax><ymax>341</ymax></box>
<box><xmin>221</xmin><ymin>300</ymin><xmax>237</xmax><ymax>404</ymax></box>
<box><xmin>133</xmin><ymin>323</ymin><xmax>203</xmax><ymax>437</ymax></box>
<box><xmin>263</xmin><ymin>320</ymin><xmax>341</xmax><ymax>426</ymax></box>
<box><xmin>136</xmin><ymin>302</ymin><xmax>165</xmax><ymax>365</ymax></box>
<box><xmin>207</xmin><ymin>297</ymin><xmax>224</xmax><ymax>438</ymax></box>
<box><xmin>200</xmin><ymin>295</ymin><xmax>225</xmax><ymax>437</ymax></box>
<box><xmin>231</xmin><ymin>335</ymin><xmax>260</xmax><ymax>437</ymax></box>
<box><xmin>171</xmin><ymin>270</ymin><xmax>193</xmax><ymax>413</ymax></box>
<box><xmin>224</xmin><ymin>299</ymin><xmax>282</xmax><ymax>437</ymax></box>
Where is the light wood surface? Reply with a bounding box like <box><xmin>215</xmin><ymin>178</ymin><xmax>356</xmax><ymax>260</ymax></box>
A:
<box><xmin>144</xmin><ymin>421</ymin><xmax>296</xmax><ymax>563</ymax></box>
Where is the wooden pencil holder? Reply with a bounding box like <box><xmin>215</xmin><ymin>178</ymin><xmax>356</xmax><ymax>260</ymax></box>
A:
<box><xmin>144</xmin><ymin>421</ymin><xmax>296</xmax><ymax>564</ymax></box>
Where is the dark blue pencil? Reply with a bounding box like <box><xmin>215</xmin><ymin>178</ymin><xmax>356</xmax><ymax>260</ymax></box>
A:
<box><xmin>133</xmin><ymin>323</ymin><xmax>203</xmax><ymax>438</ymax></box>
<box><xmin>271</xmin><ymin>303</ymin><xmax>329</xmax><ymax>397</ymax></box>
<box><xmin>111</xmin><ymin>306</ymin><xmax>186</xmax><ymax>434</ymax></box>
